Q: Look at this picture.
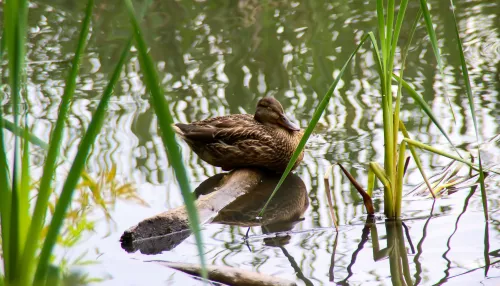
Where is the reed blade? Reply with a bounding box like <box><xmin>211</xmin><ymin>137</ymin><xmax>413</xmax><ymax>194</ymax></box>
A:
<box><xmin>29</xmin><ymin>0</ymin><xmax>94</xmax><ymax>282</ymax></box>
<box><xmin>258</xmin><ymin>33</ymin><xmax>373</xmax><ymax>217</ymax></box>
<box><xmin>0</xmin><ymin>58</ymin><xmax>11</xmax><ymax>286</ymax></box>
<box><xmin>376</xmin><ymin>0</ymin><xmax>386</xmax><ymax>69</ymax></box>
<box><xmin>2</xmin><ymin>119</ymin><xmax>50</xmax><ymax>150</ymax></box>
<box><xmin>370</xmin><ymin>161</ymin><xmax>394</xmax><ymax>217</ymax></box>
<box><xmin>395</xmin><ymin>142</ymin><xmax>407</xmax><ymax>217</ymax></box>
<box><xmin>419</xmin><ymin>0</ymin><xmax>456</xmax><ymax>122</ymax></box>
<box><xmin>393</xmin><ymin>74</ymin><xmax>461</xmax><ymax>158</ymax></box>
<box><xmin>9</xmin><ymin>150</ymin><xmax>20</xmax><ymax>282</ymax></box>
<box><xmin>399</xmin><ymin>121</ymin><xmax>435</xmax><ymax>198</ymax></box>
<box><xmin>393</xmin><ymin>8</ymin><xmax>419</xmax><ymax>161</ymax></box>
<box><xmin>367</xmin><ymin>168</ymin><xmax>375</xmax><ymax>197</ymax></box>
<box><xmin>448</xmin><ymin>0</ymin><xmax>487</xmax><ymax>219</ymax></box>
<box><xmin>388</xmin><ymin>0</ymin><xmax>410</xmax><ymax>75</ymax></box>
<box><xmin>404</xmin><ymin>138</ymin><xmax>466</xmax><ymax>163</ymax></box>
<box><xmin>3</xmin><ymin>0</ymin><xmax>28</xmax><ymax>282</ymax></box>
<box><xmin>385</xmin><ymin>0</ymin><xmax>395</xmax><ymax>66</ymax></box>
<box><xmin>35</xmin><ymin>19</ymin><xmax>130</xmax><ymax>285</ymax></box>
<box><xmin>123</xmin><ymin>0</ymin><xmax>207</xmax><ymax>279</ymax></box>
<box><xmin>19</xmin><ymin>117</ymin><xmax>30</xmax><ymax>252</ymax></box>
<box><xmin>419</xmin><ymin>0</ymin><xmax>442</xmax><ymax>73</ymax></box>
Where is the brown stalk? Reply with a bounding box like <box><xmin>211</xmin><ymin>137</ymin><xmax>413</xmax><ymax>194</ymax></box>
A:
<box><xmin>337</xmin><ymin>163</ymin><xmax>375</xmax><ymax>215</ymax></box>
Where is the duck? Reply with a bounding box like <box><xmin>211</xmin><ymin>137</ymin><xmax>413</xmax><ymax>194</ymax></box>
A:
<box><xmin>173</xmin><ymin>97</ymin><xmax>304</xmax><ymax>173</ymax></box>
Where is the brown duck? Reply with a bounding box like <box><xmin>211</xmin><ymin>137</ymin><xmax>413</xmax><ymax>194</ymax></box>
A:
<box><xmin>173</xmin><ymin>97</ymin><xmax>304</xmax><ymax>172</ymax></box>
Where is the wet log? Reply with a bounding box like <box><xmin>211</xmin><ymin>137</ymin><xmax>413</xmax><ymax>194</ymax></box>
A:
<box><xmin>151</xmin><ymin>261</ymin><xmax>297</xmax><ymax>286</ymax></box>
<box><xmin>120</xmin><ymin>168</ymin><xmax>264</xmax><ymax>250</ymax></box>
<box><xmin>120</xmin><ymin>168</ymin><xmax>308</xmax><ymax>253</ymax></box>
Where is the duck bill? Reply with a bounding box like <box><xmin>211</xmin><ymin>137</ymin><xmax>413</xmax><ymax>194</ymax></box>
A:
<box><xmin>278</xmin><ymin>115</ymin><xmax>300</xmax><ymax>131</ymax></box>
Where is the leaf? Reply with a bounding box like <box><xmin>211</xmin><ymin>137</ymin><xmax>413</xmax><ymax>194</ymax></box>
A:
<box><xmin>258</xmin><ymin>33</ymin><xmax>374</xmax><ymax>217</ymax></box>
<box><xmin>122</xmin><ymin>0</ymin><xmax>207</xmax><ymax>279</ymax></box>
<box><xmin>448</xmin><ymin>0</ymin><xmax>487</xmax><ymax>220</ymax></box>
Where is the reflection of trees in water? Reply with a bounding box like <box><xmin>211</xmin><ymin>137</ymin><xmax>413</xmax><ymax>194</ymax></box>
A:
<box><xmin>17</xmin><ymin>0</ymin><xmax>498</xmax><ymax>184</ymax></box>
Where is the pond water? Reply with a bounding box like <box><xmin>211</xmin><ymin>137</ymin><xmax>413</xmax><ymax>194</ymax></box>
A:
<box><xmin>1</xmin><ymin>0</ymin><xmax>500</xmax><ymax>285</ymax></box>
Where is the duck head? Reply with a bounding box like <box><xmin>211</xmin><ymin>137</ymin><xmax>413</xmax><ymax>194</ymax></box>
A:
<box><xmin>254</xmin><ymin>97</ymin><xmax>300</xmax><ymax>131</ymax></box>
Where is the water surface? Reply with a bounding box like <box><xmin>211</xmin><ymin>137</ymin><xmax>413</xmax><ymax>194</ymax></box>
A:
<box><xmin>1</xmin><ymin>0</ymin><xmax>500</xmax><ymax>285</ymax></box>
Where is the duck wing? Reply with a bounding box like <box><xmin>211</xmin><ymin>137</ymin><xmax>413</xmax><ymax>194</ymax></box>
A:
<box><xmin>175</xmin><ymin>114</ymin><xmax>264</xmax><ymax>144</ymax></box>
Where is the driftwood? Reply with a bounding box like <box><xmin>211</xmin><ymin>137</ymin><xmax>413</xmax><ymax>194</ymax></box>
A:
<box><xmin>151</xmin><ymin>261</ymin><xmax>297</xmax><ymax>286</ymax></box>
<box><xmin>120</xmin><ymin>168</ymin><xmax>308</xmax><ymax>253</ymax></box>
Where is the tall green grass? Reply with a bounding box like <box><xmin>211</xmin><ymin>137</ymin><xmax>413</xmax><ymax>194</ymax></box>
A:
<box><xmin>1</xmin><ymin>0</ymin><xmax>144</xmax><ymax>284</ymax></box>
<box><xmin>1</xmin><ymin>0</ymin><xmax>207</xmax><ymax>284</ymax></box>
<box><xmin>260</xmin><ymin>1</ymin><xmax>489</xmax><ymax>219</ymax></box>
<box><xmin>123</xmin><ymin>0</ymin><xmax>207</xmax><ymax>279</ymax></box>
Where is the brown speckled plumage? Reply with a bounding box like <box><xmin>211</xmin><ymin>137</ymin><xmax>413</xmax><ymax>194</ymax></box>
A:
<box><xmin>173</xmin><ymin>97</ymin><xmax>304</xmax><ymax>172</ymax></box>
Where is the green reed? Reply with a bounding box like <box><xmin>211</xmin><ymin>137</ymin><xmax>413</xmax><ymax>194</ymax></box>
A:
<box><xmin>1</xmin><ymin>0</ymin><xmax>138</xmax><ymax>284</ymax></box>
<box><xmin>123</xmin><ymin>0</ymin><xmax>207</xmax><ymax>279</ymax></box>
<box><xmin>260</xmin><ymin>0</ymin><xmax>489</xmax><ymax>220</ymax></box>
<box><xmin>0</xmin><ymin>0</ymin><xmax>207</xmax><ymax>284</ymax></box>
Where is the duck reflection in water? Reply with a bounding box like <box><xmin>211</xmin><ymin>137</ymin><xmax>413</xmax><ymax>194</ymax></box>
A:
<box><xmin>120</xmin><ymin>169</ymin><xmax>308</xmax><ymax>254</ymax></box>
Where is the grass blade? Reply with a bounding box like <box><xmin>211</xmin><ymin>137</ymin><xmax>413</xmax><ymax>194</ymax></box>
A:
<box><xmin>393</xmin><ymin>7</ymin><xmax>419</xmax><ymax>161</ymax></box>
<box><xmin>26</xmin><ymin>0</ymin><xmax>93</xmax><ymax>251</ymax></box>
<box><xmin>9</xmin><ymin>151</ymin><xmax>20</xmax><ymax>282</ymax></box>
<box><xmin>385</xmin><ymin>0</ymin><xmax>395</xmax><ymax>67</ymax></box>
<box><xmin>19</xmin><ymin>117</ymin><xmax>30</xmax><ymax>251</ymax></box>
<box><xmin>24</xmin><ymin>0</ymin><xmax>95</xmax><ymax>282</ymax></box>
<box><xmin>35</xmin><ymin>14</ymin><xmax>131</xmax><ymax>283</ymax></box>
<box><xmin>419</xmin><ymin>0</ymin><xmax>442</xmax><ymax>73</ymax></box>
<box><xmin>3</xmin><ymin>0</ymin><xmax>28</xmax><ymax>282</ymax></box>
<box><xmin>419</xmin><ymin>0</ymin><xmax>456</xmax><ymax>122</ymax></box>
<box><xmin>0</xmin><ymin>73</ymin><xmax>11</xmax><ymax>285</ymax></box>
<box><xmin>404</xmin><ymin>138</ymin><xmax>467</xmax><ymax>164</ymax></box>
<box><xmin>122</xmin><ymin>0</ymin><xmax>207</xmax><ymax>279</ymax></box>
<box><xmin>395</xmin><ymin>142</ymin><xmax>406</xmax><ymax>217</ymax></box>
<box><xmin>367</xmin><ymin>168</ymin><xmax>375</xmax><ymax>197</ymax></box>
<box><xmin>393</xmin><ymin>74</ymin><xmax>462</xmax><ymax>158</ymax></box>
<box><xmin>448</xmin><ymin>0</ymin><xmax>487</xmax><ymax>220</ymax></box>
<box><xmin>369</xmin><ymin>161</ymin><xmax>394</xmax><ymax>217</ymax></box>
<box><xmin>369</xmin><ymin>162</ymin><xmax>392</xmax><ymax>190</ymax></box>
<box><xmin>368</xmin><ymin>33</ymin><xmax>385</xmax><ymax>84</ymax></box>
<box><xmin>376</xmin><ymin>0</ymin><xmax>386</xmax><ymax>69</ymax></box>
<box><xmin>399</xmin><ymin>121</ymin><xmax>435</xmax><ymax>198</ymax></box>
<box><xmin>388</xmin><ymin>0</ymin><xmax>409</xmax><ymax>75</ymax></box>
<box><xmin>403</xmin><ymin>138</ymin><xmax>500</xmax><ymax>175</ymax></box>
<box><xmin>2</xmin><ymin>119</ymin><xmax>50</xmax><ymax>150</ymax></box>
<box><xmin>258</xmin><ymin>33</ymin><xmax>373</xmax><ymax>217</ymax></box>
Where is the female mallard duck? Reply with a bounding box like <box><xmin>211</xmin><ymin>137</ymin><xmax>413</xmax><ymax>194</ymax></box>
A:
<box><xmin>173</xmin><ymin>97</ymin><xmax>304</xmax><ymax>173</ymax></box>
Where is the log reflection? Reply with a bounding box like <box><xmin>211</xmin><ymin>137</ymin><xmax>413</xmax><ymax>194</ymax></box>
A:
<box><xmin>121</xmin><ymin>169</ymin><xmax>308</xmax><ymax>254</ymax></box>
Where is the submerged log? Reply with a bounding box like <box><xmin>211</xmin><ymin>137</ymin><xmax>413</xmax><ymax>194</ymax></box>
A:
<box><xmin>151</xmin><ymin>261</ymin><xmax>297</xmax><ymax>286</ymax></box>
<box><xmin>120</xmin><ymin>168</ymin><xmax>308</xmax><ymax>253</ymax></box>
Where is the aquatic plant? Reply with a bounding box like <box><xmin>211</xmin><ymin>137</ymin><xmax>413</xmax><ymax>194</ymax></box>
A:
<box><xmin>0</xmin><ymin>0</ymin><xmax>154</xmax><ymax>284</ymax></box>
<box><xmin>1</xmin><ymin>0</ymin><xmax>207</xmax><ymax>283</ymax></box>
<box><xmin>122</xmin><ymin>0</ymin><xmax>207</xmax><ymax>279</ymax></box>
<box><xmin>259</xmin><ymin>0</ymin><xmax>489</xmax><ymax>220</ymax></box>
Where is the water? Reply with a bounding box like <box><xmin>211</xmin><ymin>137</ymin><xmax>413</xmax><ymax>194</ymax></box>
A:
<box><xmin>1</xmin><ymin>0</ymin><xmax>500</xmax><ymax>285</ymax></box>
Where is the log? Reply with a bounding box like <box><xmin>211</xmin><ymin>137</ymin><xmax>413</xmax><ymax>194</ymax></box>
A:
<box><xmin>151</xmin><ymin>261</ymin><xmax>297</xmax><ymax>286</ymax></box>
<box><xmin>120</xmin><ymin>168</ymin><xmax>308</xmax><ymax>253</ymax></box>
